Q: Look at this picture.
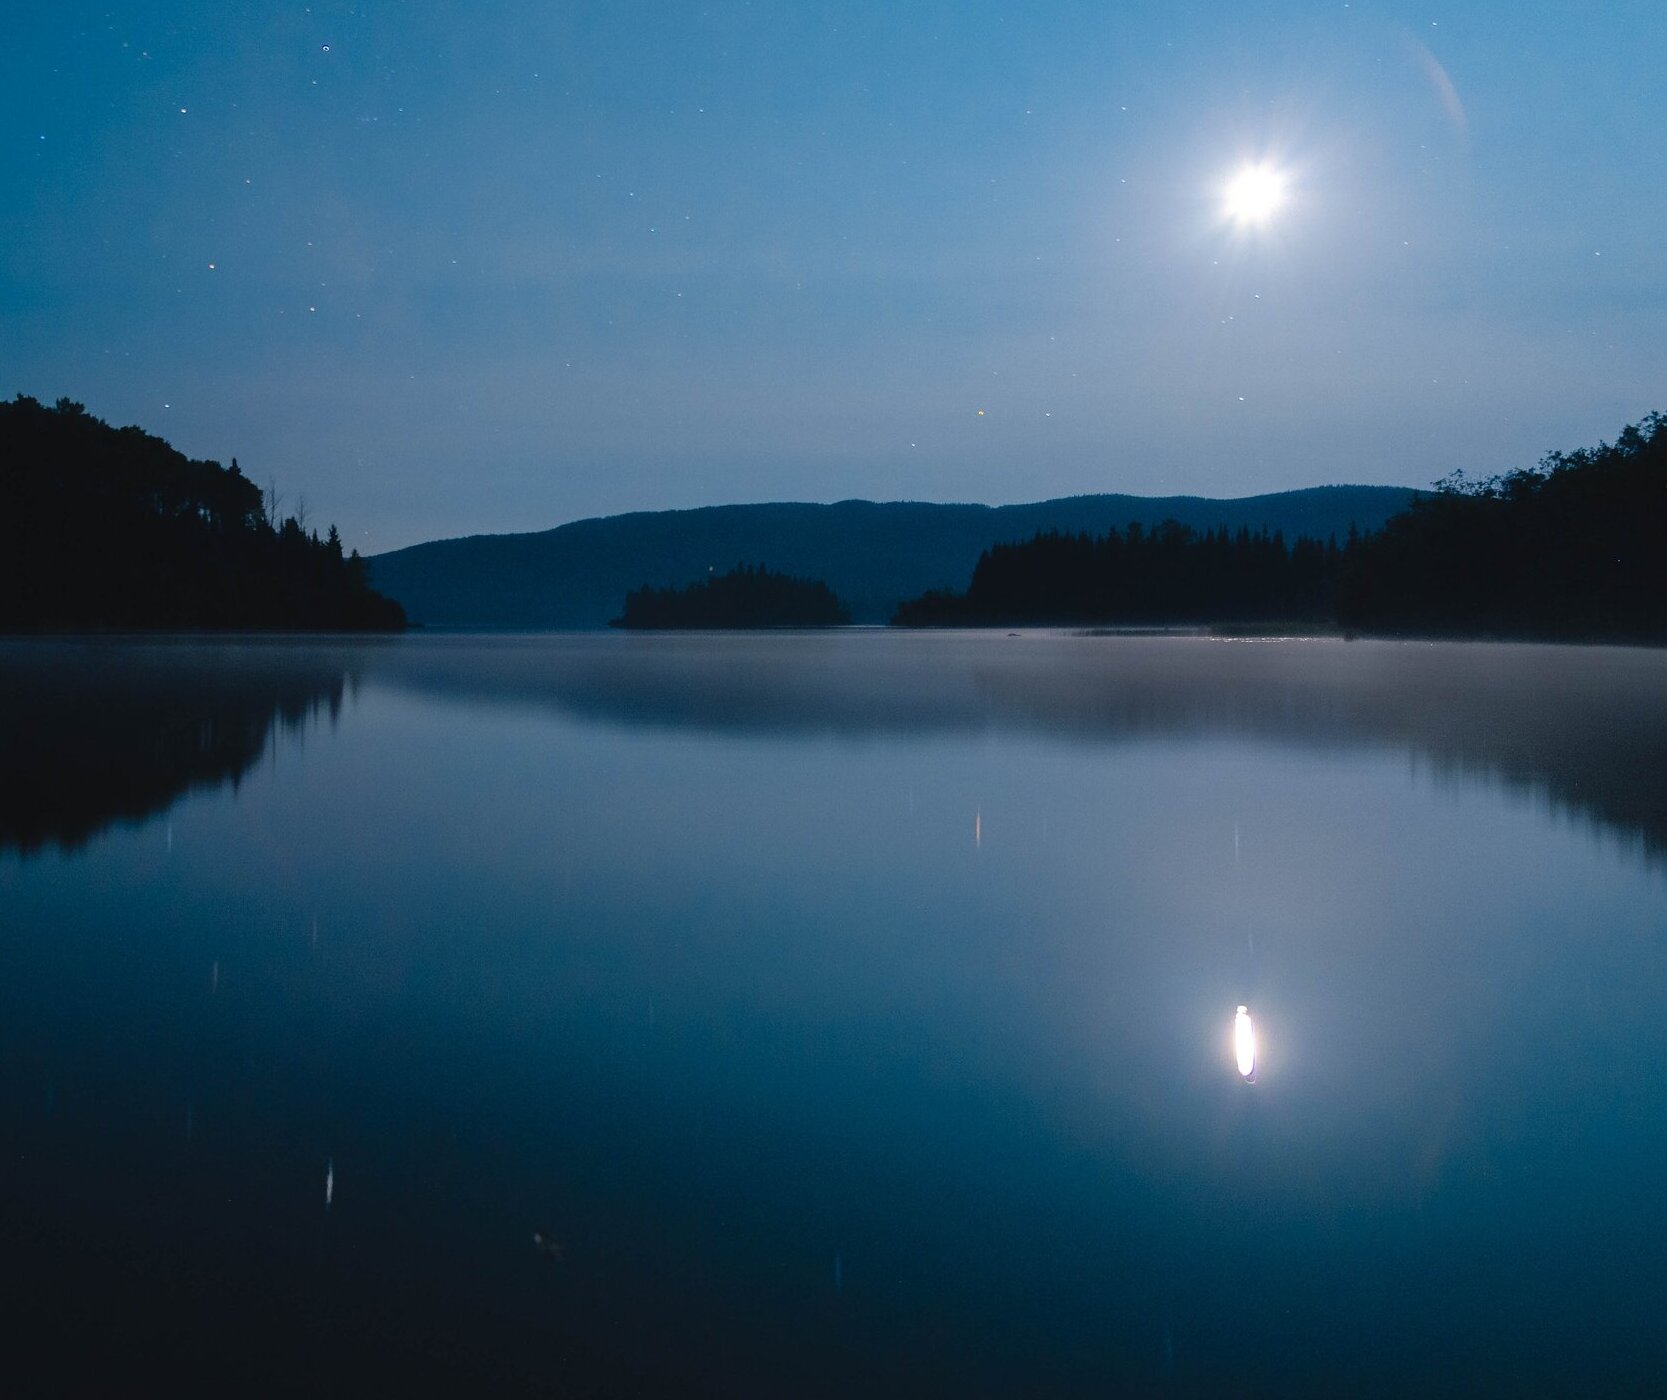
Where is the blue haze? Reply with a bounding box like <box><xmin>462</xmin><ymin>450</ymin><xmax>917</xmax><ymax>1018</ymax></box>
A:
<box><xmin>3</xmin><ymin>2</ymin><xmax>1664</xmax><ymax>549</ymax></box>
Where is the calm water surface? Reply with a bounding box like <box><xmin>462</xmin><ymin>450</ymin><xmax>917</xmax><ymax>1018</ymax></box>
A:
<box><xmin>3</xmin><ymin>633</ymin><xmax>1666</xmax><ymax>1396</ymax></box>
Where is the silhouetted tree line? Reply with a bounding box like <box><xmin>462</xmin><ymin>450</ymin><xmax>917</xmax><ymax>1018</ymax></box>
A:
<box><xmin>893</xmin><ymin>415</ymin><xmax>1667</xmax><ymax>638</ymax></box>
<box><xmin>1337</xmin><ymin>412</ymin><xmax>1667</xmax><ymax>641</ymax></box>
<box><xmin>0</xmin><ymin>395</ymin><xmax>405</xmax><ymax>630</ymax></box>
<box><xmin>613</xmin><ymin>564</ymin><xmax>851</xmax><ymax>628</ymax></box>
<box><xmin>892</xmin><ymin>520</ymin><xmax>1352</xmax><ymax>626</ymax></box>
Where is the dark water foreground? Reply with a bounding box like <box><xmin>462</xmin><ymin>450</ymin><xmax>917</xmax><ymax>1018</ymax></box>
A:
<box><xmin>3</xmin><ymin>633</ymin><xmax>1665</xmax><ymax>1396</ymax></box>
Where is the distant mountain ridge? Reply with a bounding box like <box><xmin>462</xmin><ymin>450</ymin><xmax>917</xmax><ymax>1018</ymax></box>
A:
<box><xmin>368</xmin><ymin>486</ymin><xmax>1421</xmax><ymax>628</ymax></box>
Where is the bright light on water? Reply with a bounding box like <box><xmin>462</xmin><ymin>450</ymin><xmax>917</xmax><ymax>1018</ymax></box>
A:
<box><xmin>1234</xmin><ymin>1005</ymin><xmax>1257</xmax><ymax>1081</ymax></box>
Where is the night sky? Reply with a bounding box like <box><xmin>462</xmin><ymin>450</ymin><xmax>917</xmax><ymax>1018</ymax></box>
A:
<box><xmin>5</xmin><ymin>2</ymin><xmax>1663</xmax><ymax>552</ymax></box>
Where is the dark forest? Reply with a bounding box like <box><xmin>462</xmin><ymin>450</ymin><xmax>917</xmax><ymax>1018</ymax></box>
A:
<box><xmin>614</xmin><ymin>564</ymin><xmax>851</xmax><ymax>628</ymax></box>
<box><xmin>892</xmin><ymin>521</ymin><xmax>1348</xmax><ymax>627</ymax></box>
<box><xmin>0</xmin><ymin>395</ymin><xmax>405</xmax><ymax>631</ymax></box>
<box><xmin>894</xmin><ymin>415</ymin><xmax>1664</xmax><ymax>639</ymax></box>
<box><xmin>1337</xmin><ymin>412</ymin><xmax>1666</xmax><ymax>641</ymax></box>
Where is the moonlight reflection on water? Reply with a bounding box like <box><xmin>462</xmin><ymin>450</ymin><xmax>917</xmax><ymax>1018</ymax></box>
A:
<box><xmin>1235</xmin><ymin>1004</ymin><xmax>1258</xmax><ymax>1081</ymax></box>
<box><xmin>2</xmin><ymin>633</ymin><xmax>1666</xmax><ymax>1395</ymax></box>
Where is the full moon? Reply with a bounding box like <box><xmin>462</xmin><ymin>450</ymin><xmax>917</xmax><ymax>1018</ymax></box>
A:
<box><xmin>1223</xmin><ymin>164</ymin><xmax>1287</xmax><ymax>226</ymax></box>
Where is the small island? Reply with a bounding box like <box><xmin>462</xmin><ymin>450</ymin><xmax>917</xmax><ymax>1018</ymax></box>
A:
<box><xmin>612</xmin><ymin>564</ymin><xmax>851</xmax><ymax>629</ymax></box>
<box><xmin>0</xmin><ymin>395</ymin><xmax>405</xmax><ymax>631</ymax></box>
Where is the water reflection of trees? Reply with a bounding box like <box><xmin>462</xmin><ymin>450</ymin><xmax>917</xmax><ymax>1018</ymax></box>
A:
<box><xmin>0</xmin><ymin>643</ymin><xmax>350</xmax><ymax>855</ymax></box>
<box><xmin>6</xmin><ymin>634</ymin><xmax>1664</xmax><ymax>865</ymax></box>
<box><xmin>968</xmin><ymin>640</ymin><xmax>1667</xmax><ymax>864</ymax></box>
<box><xmin>368</xmin><ymin>634</ymin><xmax>1667</xmax><ymax>861</ymax></box>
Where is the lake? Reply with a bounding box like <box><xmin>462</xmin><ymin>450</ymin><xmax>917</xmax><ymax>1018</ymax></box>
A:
<box><xmin>4</xmin><ymin>632</ymin><xmax>1666</xmax><ymax>1395</ymax></box>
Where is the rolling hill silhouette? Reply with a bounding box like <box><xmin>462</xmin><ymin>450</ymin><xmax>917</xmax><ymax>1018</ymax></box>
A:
<box><xmin>369</xmin><ymin>486</ymin><xmax>1418</xmax><ymax>628</ymax></box>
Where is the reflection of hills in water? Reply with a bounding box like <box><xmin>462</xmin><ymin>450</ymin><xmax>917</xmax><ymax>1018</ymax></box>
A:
<box><xmin>0</xmin><ymin>642</ymin><xmax>352</xmax><ymax>855</ymax></box>
<box><xmin>368</xmin><ymin>634</ymin><xmax>1667</xmax><ymax>863</ymax></box>
<box><xmin>4</xmin><ymin>635</ymin><xmax>1665</xmax><ymax>866</ymax></box>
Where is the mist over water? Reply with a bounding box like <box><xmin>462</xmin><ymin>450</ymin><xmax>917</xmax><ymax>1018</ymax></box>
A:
<box><xmin>3</xmin><ymin>634</ymin><xmax>1665</xmax><ymax>1394</ymax></box>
